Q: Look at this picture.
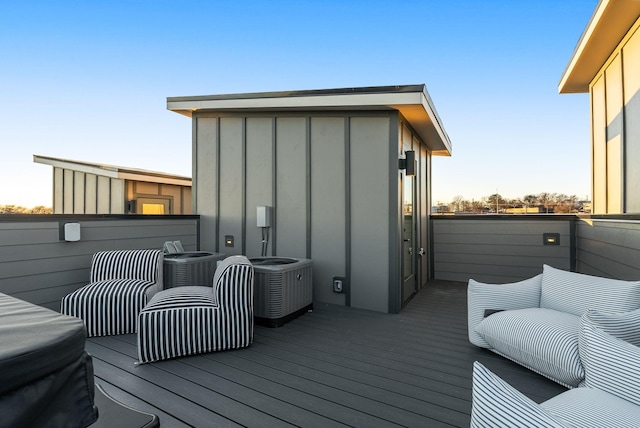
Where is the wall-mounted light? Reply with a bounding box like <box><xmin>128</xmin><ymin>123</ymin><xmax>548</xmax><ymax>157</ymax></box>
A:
<box><xmin>59</xmin><ymin>221</ymin><xmax>81</xmax><ymax>242</ymax></box>
<box><xmin>543</xmin><ymin>233</ymin><xmax>560</xmax><ymax>245</ymax></box>
<box><xmin>399</xmin><ymin>150</ymin><xmax>416</xmax><ymax>176</ymax></box>
<box><xmin>225</xmin><ymin>235</ymin><xmax>234</xmax><ymax>247</ymax></box>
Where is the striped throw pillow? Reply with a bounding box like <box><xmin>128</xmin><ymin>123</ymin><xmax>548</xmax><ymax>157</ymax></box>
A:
<box><xmin>471</xmin><ymin>362</ymin><xmax>565</xmax><ymax>428</ymax></box>
<box><xmin>540</xmin><ymin>265</ymin><xmax>640</xmax><ymax>316</ymax></box>
<box><xmin>579</xmin><ymin>315</ymin><xmax>640</xmax><ymax>406</ymax></box>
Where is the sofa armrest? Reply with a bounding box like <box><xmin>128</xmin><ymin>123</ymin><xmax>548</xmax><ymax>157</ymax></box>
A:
<box><xmin>468</xmin><ymin>274</ymin><xmax>542</xmax><ymax>348</ymax></box>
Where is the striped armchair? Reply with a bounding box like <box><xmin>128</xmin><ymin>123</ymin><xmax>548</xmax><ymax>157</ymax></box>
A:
<box><xmin>137</xmin><ymin>255</ymin><xmax>254</xmax><ymax>364</ymax></box>
<box><xmin>61</xmin><ymin>249</ymin><xmax>164</xmax><ymax>337</ymax></box>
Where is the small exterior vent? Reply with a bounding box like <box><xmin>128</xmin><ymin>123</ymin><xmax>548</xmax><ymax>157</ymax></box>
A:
<box><xmin>163</xmin><ymin>252</ymin><xmax>226</xmax><ymax>288</ymax></box>
<box><xmin>251</xmin><ymin>257</ymin><xmax>313</xmax><ymax>327</ymax></box>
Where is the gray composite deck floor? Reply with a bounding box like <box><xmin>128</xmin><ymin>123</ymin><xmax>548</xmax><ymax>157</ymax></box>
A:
<box><xmin>87</xmin><ymin>280</ymin><xmax>566</xmax><ymax>427</ymax></box>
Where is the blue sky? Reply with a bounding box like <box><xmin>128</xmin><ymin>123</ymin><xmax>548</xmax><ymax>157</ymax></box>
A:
<box><xmin>0</xmin><ymin>0</ymin><xmax>596</xmax><ymax>207</ymax></box>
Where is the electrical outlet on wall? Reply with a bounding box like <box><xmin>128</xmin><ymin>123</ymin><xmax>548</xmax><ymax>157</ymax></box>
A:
<box><xmin>333</xmin><ymin>276</ymin><xmax>346</xmax><ymax>293</ymax></box>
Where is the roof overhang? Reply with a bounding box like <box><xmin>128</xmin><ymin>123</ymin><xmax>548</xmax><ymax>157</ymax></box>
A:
<box><xmin>33</xmin><ymin>155</ymin><xmax>192</xmax><ymax>186</ymax></box>
<box><xmin>167</xmin><ymin>85</ymin><xmax>452</xmax><ymax>156</ymax></box>
<box><xmin>559</xmin><ymin>0</ymin><xmax>640</xmax><ymax>94</ymax></box>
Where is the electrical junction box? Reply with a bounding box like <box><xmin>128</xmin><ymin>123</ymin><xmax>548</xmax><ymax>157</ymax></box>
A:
<box><xmin>257</xmin><ymin>206</ymin><xmax>271</xmax><ymax>228</ymax></box>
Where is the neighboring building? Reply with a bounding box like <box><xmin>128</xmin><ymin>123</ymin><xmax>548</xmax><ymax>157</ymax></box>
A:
<box><xmin>505</xmin><ymin>207</ymin><xmax>542</xmax><ymax>214</ymax></box>
<box><xmin>34</xmin><ymin>155</ymin><xmax>192</xmax><ymax>215</ymax></box>
<box><xmin>559</xmin><ymin>0</ymin><xmax>640</xmax><ymax>214</ymax></box>
<box><xmin>168</xmin><ymin>85</ymin><xmax>452</xmax><ymax>313</ymax></box>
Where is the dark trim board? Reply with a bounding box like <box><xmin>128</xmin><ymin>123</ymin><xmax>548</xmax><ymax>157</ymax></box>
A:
<box><xmin>87</xmin><ymin>280</ymin><xmax>566</xmax><ymax>428</ymax></box>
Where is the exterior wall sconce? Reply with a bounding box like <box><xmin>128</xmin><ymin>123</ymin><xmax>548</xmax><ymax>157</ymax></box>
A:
<box><xmin>59</xmin><ymin>222</ymin><xmax>81</xmax><ymax>242</ymax></box>
<box><xmin>399</xmin><ymin>150</ymin><xmax>416</xmax><ymax>176</ymax></box>
<box><xmin>543</xmin><ymin>233</ymin><xmax>560</xmax><ymax>245</ymax></box>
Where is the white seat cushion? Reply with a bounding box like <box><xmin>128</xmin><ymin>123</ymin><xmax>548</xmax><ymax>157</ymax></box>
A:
<box><xmin>542</xmin><ymin>387</ymin><xmax>640</xmax><ymax>428</ymax></box>
<box><xmin>475</xmin><ymin>308</ymin><xmax>583</xmax><ymax>387</ymax></box>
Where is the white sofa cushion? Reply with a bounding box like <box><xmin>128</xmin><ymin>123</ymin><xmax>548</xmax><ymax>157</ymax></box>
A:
<box><xmin>541</xmin><ymin>387</ymin><xmax>640</xmax><ymax>427</ymax></box>
<box><xmin>582</xmin><ymin>308</ymin><xmax>640</xmax><ymax>346</ymax></box>
<box><xmin>579</xmin><ymin>314</ymin><xmax>640</xmax><ymax>406</ymax></box>
<box><xmin>475</xmin><ymin>308</ymin><xmax>583</xmax><ymax>387</ymax></box>
<box><xmin>467</xmin><ymin>274</ymin><xmax>542</xmax><ymax>348</ymax></box>
<box><xmin>471</xmin><ymin>362</ymin><xmax>564</xmax><ymax>428</ymax></box>
<box><xmin>540</xmin><ymin>264</ymin><xmax>640</xmax><ymax>316</ymax></box>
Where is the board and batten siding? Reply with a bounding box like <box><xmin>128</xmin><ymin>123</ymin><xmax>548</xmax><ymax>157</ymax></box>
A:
<box><xmin>0</xmin><ymin>217</ymin><xmax>199</xmax><ymax>310</ymax></box>
<box><xmin>193</xmin><ymin>112</ymin><xmax>395</xmax><ymax>311</ymax></box>
<box><xmin>54</xmin><ymin>166</ymin><xmax>125</xmax><ymax>214</ymax></box>
<box><xmin>432</xmin><ymin>217</ymin><xmax>573</xmax><ymax>283</ymax></box>
<box><xmin>590</xmin><ymin>19</ymin><xmax>640</xmax><ymax>213</ymax></box>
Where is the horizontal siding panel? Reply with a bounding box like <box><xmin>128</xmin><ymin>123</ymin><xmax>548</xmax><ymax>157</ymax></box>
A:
<box><xmin>433</xmin><ymin>220</ymin><xmax>568</xmax><ymax>235</ymax></box>
<box><xmin>434</xmin><ymin>252</ymin><xmax>567</xmax><ymax>269</ymax></box>
<box><xmin>0</xmin><ymin>217</ymin><xmax>199</xmax><ymax>308</ymax></box>
<box><xmin>0</xmin><ymin>224</ymin><xmax>59</xmax><ymax>245</ymax></box>
<box><xmin>577</xmin><ymin>220</ymin><xmax>640</xmax><ymax>280</ymax></box>
<box><xmin>0</xmin><ymin>255</ymin><xmax>91</xmax><ymax>281</ymax></box>
<box><xmin>435</xmin><ymin>243</ymin><xmax>567</xmax><ymax>258</ymax></box>
<box><xmin>432</xmin><ymin>233</ymin><xmax>569</xmax><ymax>246</ymax></box>
<box><xmin>432</xmin><ymin>217</ymin><xmax>572</xmax><ymax>283</ymax></box>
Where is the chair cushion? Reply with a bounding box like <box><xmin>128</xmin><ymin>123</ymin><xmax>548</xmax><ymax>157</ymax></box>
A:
<box><xmin>540</xmin><ymin>264</ymin><xmax>640</xmax><ymax>316</ymax></box>
<box><xmin>0</xmin><ymin>293</ymin><xmax>86</xmax><ymax>395</ymax></box>
<box><xmin>61</xmin><ymin>278</ymin><xmax>155</xmax><ymax>337</ymax></box>
<box><xmin>90</xmin><ymin>249</ymin><xmax>162</xmax><ymax>283</ymax></box>
<box><xmin>541</xmin><ymin>387</ymin><xmax>640</xmax><ymax>428</ymax></box>
<box><xmin>581</xmin><ymin>308</ymin><xmax>640</xmax><ymax>346</ymax></box>
<box><xmin>471</xmin><ymin>362</ymin><xmax>564</xmax><ymax>428</ymax></box>
<box><xmin>579</xmin><ymin>314</ymin><xmax>640</xmax><ymax>406</ymax></box>
<box><xmin>475</xmin><ymin>307</ymin><xmax>583</xmax><ymax>387</ymax></box>
<box><xmin>467</xmin><ymin>274</ymin><xmax>542</xmax><ymax>348</ymax></box>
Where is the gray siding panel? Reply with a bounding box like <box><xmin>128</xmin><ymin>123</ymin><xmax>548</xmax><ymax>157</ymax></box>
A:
<box><xmin>0</xmin><ymin>218</ymin><xmax>199</xmax><ymax>310</ymax></box>
<box><xmin>350</xmin><ymin>117</ymin><xmax>390</xmax><ymax>313</ymax></box>
<box><xmin>275</xmin><ymin>117</ymin><xmax>307</xmax><ymax>258</ymax></box>
<box><xmin>432</xmin><ymin>218</ymin><xmax>571</xmax><ymax>283</ymax></box>
<box><xmin>245</xmin><ymin>117</ymin><xmax>274</xmax><ymax>258</ymax></box>
<box><xmin>310</xmin><ymin>117</ymin><xmax>347</xmax><ymax>306</ymax></box>
<box><xmin>218</xmin><ymin>118</ymin><xmax>244</xmax><ymax>255</ymax></box>
<box><xmin>577</xmin><ymin>219</ymin><xmax>640</xmax><ymax>279</ymax></box>
<box><xmin>195</xmin><ymin>117</ymin><xmax>218</xmax><ymax>252</ymax></box>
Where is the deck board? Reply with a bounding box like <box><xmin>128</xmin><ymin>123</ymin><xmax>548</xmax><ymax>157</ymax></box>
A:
<box><xmin>88</xmin><ymin>280</ymin><xmax>566</xmax><ymax>427</ymax></box>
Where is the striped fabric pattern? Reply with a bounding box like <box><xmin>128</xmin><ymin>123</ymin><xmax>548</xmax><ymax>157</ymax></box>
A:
<box><xmin>475</xmin><ymin>308</ymin><xmax>583</xmax><ymax>388</ymax></box>
<box><xmin>61</xmin><ymin>249</ymin><xmax>163</xmax><ymax>337</ymax></box>
<box><xmin>137</xmin><ymin>255</ymin><xmax>254</xmax><ymax>364</ymax></box>
<box><xmin>467</xmin><ymin>275</ymin><xmax>542</xmax><ymax>348</ymax></box>
<box><xmin>471</xmin><ymin>362</ymin><xmax>564</xmax><ymax>428</ymax></box>
<box><xmin>582</xmin><ymin>308</ymin><xmax>640</xmax><ymax>346</ymax></box>
<box><xmin>541</xmin><ymin>387</ymin><xmax>640</xmax><ymax>427</ymax></box>
<box><xmin>579</xmin><ymin>314</ymin><xmax>640</xmax><ymax>406</ymax></box>
<box><xmin>540</xmin><ymin>264</ymin><xmax>640</xmax><ymax>316</ymax></box>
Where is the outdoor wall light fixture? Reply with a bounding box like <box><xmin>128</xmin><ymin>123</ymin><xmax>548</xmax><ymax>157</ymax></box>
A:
<box><xmin>543</xmin><ymin>233</ymin><xmax>560</xmax><ymax>246</ymax></box>
<box><xmin>399</xmin><ymin>150</ymin><xmax>416</xmax><ymax>176</ymax></box>
<box><xmin>59</xmin><ymin>221</ymin><xmax>81</xmax><ymax>242</ymax></box>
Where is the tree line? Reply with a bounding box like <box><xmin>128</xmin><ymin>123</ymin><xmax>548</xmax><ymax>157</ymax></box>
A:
<box><xmin>436</xmin><ymin>193</ymin><xmax>589</xmax><ymax>214</ymax></box>
<box><xmin>0</xmin><ymin>205</ymin><xmax>53</xmax><ymax>214</ymax></box>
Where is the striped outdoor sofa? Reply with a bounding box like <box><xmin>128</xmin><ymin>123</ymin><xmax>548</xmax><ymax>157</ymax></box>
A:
<box><xmin>468</xmin><ymin>264</ymin><xmax>640</xmax><ymax>388</ymax></box>
<box><xmin>61</xmin><ymin>249</ymin><xmax>164</xmax><ymax>337</ymax></box>
<box><xmin>471</xmin><ymin>309</ymin><xmax>640</xmax><ymax>427</ymax></box>
<box><xmin>137</xmin><ymin>255</ymin><xmax>254</xmax><ymax>364</ymax></box>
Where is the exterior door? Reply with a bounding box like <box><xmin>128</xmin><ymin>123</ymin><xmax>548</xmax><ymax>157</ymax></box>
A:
<box><xmin>402</xmin><ymin>172</ymin><xmax>417</xmax><ymax>305</ymax></box>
